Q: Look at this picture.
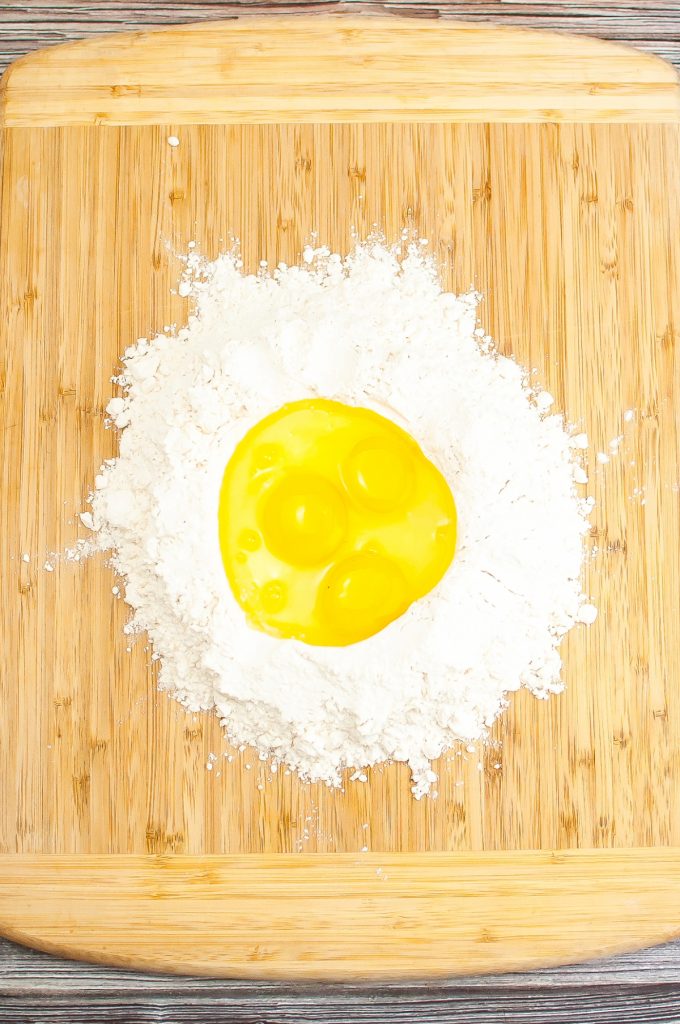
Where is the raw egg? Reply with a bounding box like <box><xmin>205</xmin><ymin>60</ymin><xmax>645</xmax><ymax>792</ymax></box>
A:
<box><xmin>218</xmin><ymin>399</ymin><xmax>456</xmax><ymax>646</ymax></box>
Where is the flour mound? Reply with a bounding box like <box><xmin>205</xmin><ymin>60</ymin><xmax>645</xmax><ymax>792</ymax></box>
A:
<box><xmin>82</xmin><ymin>241</ymin><xmax>593</xmax><ymax>797</ymax></box>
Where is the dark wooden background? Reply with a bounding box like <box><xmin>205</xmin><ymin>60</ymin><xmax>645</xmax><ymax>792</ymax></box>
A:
<box><xmin>2</xmin><ymin>2</ymin><xmax>680</xmax><ymax>1021</ymax></box>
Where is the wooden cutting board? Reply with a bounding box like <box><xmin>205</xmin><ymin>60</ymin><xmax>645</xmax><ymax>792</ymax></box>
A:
<box><xmin>1</xmin><ymin>17</ymin><xmax>680</xmax><ymax>979</ymax></box>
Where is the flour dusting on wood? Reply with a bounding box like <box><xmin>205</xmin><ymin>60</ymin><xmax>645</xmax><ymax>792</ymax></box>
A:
<box><xmin>77</xmin><ymin>240</ymin><xmax>595</xmax><ymax>796</ymax></box>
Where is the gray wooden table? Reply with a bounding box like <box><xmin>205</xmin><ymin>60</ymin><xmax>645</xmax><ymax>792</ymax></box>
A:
<box><xmin>2</xmin><ymin>2</ymin><xmax>680</xmax><ymax>1021</ymax></box>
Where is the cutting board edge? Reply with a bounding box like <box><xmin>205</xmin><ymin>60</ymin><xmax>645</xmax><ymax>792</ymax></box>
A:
<box><xmin>1</xmin><ymin>850</ymin><xmax>679</xmax><ymax>978</ymax></box>
<box><xmin>1</xmin><ymin>15</ymin><xmax>679</xmax><ymax>128</ymax></box>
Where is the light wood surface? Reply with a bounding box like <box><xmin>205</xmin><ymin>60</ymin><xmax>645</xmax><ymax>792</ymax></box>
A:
<box><xmin>1</xmin><ymin>851</ymin><xmax>680</xmax><ymax>980</ymax></box>
<box><xmin>2</xmin><ymin>16</ymin><xmax>680</xmax><ymax>126</ymax></box>
<box><xmin>1</xmin><ymin>17</ymin><xmax>680</xmax><ymax>979</ymax></box>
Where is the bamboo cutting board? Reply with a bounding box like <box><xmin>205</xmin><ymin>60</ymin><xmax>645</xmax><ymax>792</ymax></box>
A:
<box><xmin>1</xmin><ymin>17</ymin><xmax>680</xmax><ymax>979</ymax></box>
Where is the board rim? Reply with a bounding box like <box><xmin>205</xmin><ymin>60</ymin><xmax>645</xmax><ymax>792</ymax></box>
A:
<box><xmin>1</xmin><ymin>15</ymin><xmax>679</xmax><ymax>127</ymax></box>
<box><xmin>1</xmin><ymin>851</ymin><xmax>680</xmax><ymax>979</ymax></box>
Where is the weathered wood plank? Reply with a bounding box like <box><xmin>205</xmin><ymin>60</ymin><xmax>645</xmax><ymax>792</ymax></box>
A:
<box><xmin>3</xmin><ymin>990</ymin><xmax>680</xmax><ymax>1024</ymax></box>
<box><xmin>3</xmin><ymin>931</ymin><xmax>680</xmax><ymax>1022</ymax></box>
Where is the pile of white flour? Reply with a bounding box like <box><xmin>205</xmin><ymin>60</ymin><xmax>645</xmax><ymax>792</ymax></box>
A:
<box><xmin>80</xmin><ymin>240</ymin><xmax>595</xmax><ymax>796</ymax></box>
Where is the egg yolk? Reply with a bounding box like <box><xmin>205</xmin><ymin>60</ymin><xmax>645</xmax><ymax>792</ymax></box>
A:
<box><xmin>218</xmin><ymin>399</ymin><xmax>457</xmax><ymax>646</ymax></box>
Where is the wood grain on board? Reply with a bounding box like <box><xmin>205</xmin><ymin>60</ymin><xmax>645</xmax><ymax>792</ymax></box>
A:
<box><xmin>2</xmin><ymin>17</ymin><xmax>679</xmax><ymax>126</ymax></box>
<box><xmin>1</xmin><ymin>852</ymin><xmax>680</xmax><ymax>979</ymax></box>
<box><xmin>0</xmin><ymin>18</ymin><xmax>679</xmax><ymax>977</ymax></box>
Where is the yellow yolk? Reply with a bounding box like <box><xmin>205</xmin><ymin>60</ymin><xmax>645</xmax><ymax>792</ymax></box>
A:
<box><xmin>218</xmin><ymin>399</ymin><xmax>457</xmax><ymax>646</ymax></box>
